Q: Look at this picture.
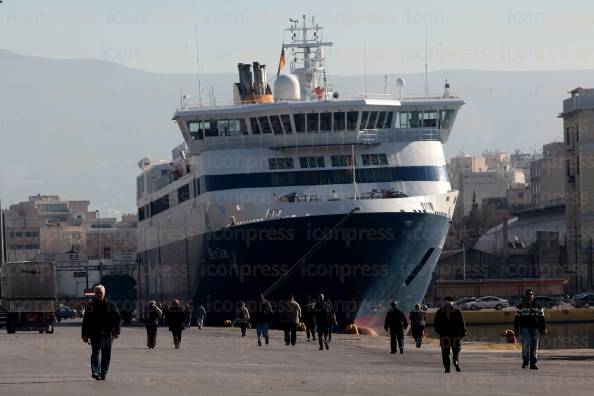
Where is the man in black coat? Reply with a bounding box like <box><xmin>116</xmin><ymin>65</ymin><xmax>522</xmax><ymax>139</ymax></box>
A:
<box><xmin>314</xmin><ymin>294</ymin><xmax>330</xmax><ymax>350</ymax></box>
<box><xmin>514</xmin><ymin>289</ymin><xmax>547</xmax><ymax>369</ymax></box>
<box><xmin>82</xmin><ymin>284</ymin><xmax>121</xmax><ymax>380</ymax></box>
<box><xmin>384</xmin><ymin>301</ymin><xmax>409</xmax><ymax>354</ymax></box>
<box><xmin>433</xmin><ymin>296</ymin><xmax>467</xmax><ymax>373</ymax></box>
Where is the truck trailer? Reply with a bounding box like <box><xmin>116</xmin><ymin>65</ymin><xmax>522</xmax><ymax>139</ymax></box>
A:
<box><xmin>1</xmin><ymin>261</ymin><xmax>56</xmax><ymax>334</ymax></box>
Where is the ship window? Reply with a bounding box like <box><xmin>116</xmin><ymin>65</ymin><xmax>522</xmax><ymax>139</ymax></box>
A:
<box><xmin>307</xmin><ymin>113</ymin><xmax>319</xmax><ymax>132</ymax></box>
<box><xmin>294</xmin><ymin>114</ymin><xmax>305</xmax><ymax>133</ymax></box>
<box><xmin>365</xmin><ymin>111</ymin><xmax>378</xmax><ymax>129</ymax></box>
<box><xmin>384</xmin><ymin>111</ymin><xmax>394</xmax><ymax>128</ymax></box>
<box><xmin>138</xmin><ymin>206</ymin><xmax>146</xmax><ymax>221</ymax></box>
<box><xmin>362</xmin><ymin>153</ymin><xmax>388</xmax><ymax>166</ymax></box>
<box><xmin>334</xmin><ymin>112</ymin><xmax>346</xmax><ymax>131</ymax></box>
<box><xmin>204</xmin><ymin>120</ymin><xmax>218</xmax><ymax>137</ymax></box>
<box><xmin>331</xmin><ymin>155</ymin><xmax>355</xmax><ymax>167</ymax></box>
<box><xmin>218</xmin><ymin>119</ymin><xmax>241</xmax><ymax>136</ymax></box>
<box><xmin>408</xmin><ymin>111</ymin><xmax>422</xmax><ymax>128</ymax></box>
<box><xmin>188</xmin><ymin>121</ymin><xmax>203</xmax><ymax>140</ymax></box>
<box><xmin>317</xmin><ymin>112</ymin><xmax>330</xmax><ymax>132</ymax></box>
<box><xmin>177</xmin><ymin>184</ymin><xmax>190</xmax><ymax>203</ymax></box>
<box><xmin>440</xmin><ymin>110</ymin><xmax>455</xmax><ymax>129</ymax></box>
<box><xmin>270</xmin><ymin>115</ymin><xmax>284</xmax><ymax>134</ymax></box>
<box><xmin>299</xmin><ymin>156</ymin><xmax>326</xmax><ymax>169</ymax></box>
<box><xmin>281</xmin><ymin>114</ymin><xmax>292</xmax><ymax>133</ymax></box>
<box><xmin>150</xmin><ymin>194</ymin><xmax>170</xmax><ymax>217</ymax></box>
<box><xmin>268</xmin><ymin>157</ymin><xmax>294</xmax><ymax>170</ymax></box>
<box><xmin>375</xmin><ymin>112</ymin><xmax>387</xmax><ymax>129</ymax></box>
<box><xmin>259</xmin><ymin>117</ymin><xmax>272</xmax><ymax>133</ymax></box>
<box><xmin>250</xmin><ymin>117</ymin><xmax>261</xmax><ymax>134</ymax></box>
<box><xmin>347</xmin><ymin>111</ymin><xmax>358</xmax><ymax>130</ymax></box>
<box><xmin>422</xmin><ymin>111</ymin><xmax>438</xmax><ymax>128</ymax></box>
<box><xmin>361</xmin><ymin>111</ymin><xmax>369</xmax><ymax>129</ymax></box>
<box><xmin>396</xmin><ymin>112</ymin><xmax>408</xmax><ymax>128</ymax></box>
<box><xmin>239</xmin><ymin>119</ymin><xmax>248</xmax><ymax>135</ymax></box>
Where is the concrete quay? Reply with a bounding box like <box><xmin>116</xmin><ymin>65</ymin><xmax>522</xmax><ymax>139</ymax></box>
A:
<box><xmin>0</xmin><ymin>323</ymin><xmax>593</xmax><ymax>396</ymax></box>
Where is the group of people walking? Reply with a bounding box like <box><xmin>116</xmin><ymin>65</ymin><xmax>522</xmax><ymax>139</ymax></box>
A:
<box><xmin>383</xmin><ymin>290</ymin><xmax>547</xmax><ymax>373</ymax></box>
<box><xmin>236</xmin><ymin>293</ymin><xmax>337</xmax><ymax>350</ymax></box>
<box><xmin>81</xmin><ymin>285</ymin><xmax>546</xmax><ymax>380</ymax></box>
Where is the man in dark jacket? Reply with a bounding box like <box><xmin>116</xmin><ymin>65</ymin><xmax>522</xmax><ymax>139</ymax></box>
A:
<box><xmin>82</xmin><ymin>284</ymin><xmax>121</xmax><ymax>380</ymax></box>
<box><xmin>314</xmin><ymin>294</ymin><xmax>330</xmax><ymax>350</ymax></box>
<box><xmin>433</xmin><ymin>296</ymin><xmax>466</xmax><ymax>373</ymax></box>
<box><xmin>145</xmin><ymin>300</ymin><xmax>162</xmax><ymax>349</ymax></box>
<box><xmin>384</xmin><ymin>301</ymin><xmax>408</xmax><ymax>354</ymax></box>
<box><xmin>252</xmin><ymin>293</ymin><xmax>274</xmax><ymax>346</ymax></box>
<box><xmin>514</xmin><ymin>289</ymin><xmax>547</xmax><ymax>369</ymax></box>
<box><xmin>167</xmin><ymin>299</ymin><xmax>186</xmax><ymax>349</ymax></box>
<box><xmin>303</xmin><ymin>295</ymin><xmax>317</xmax><ymax>342</ymax></box>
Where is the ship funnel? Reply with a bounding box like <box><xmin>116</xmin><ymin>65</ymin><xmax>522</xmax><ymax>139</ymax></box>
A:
<box><xmin>233</xmin><ymin>60</ymin><xmax>273</xmax><ymax>104</ymax></box>
<box><xmin>253</xmin><ymin>62</ymin><xmax>267</xmax><ymax>95</ymax></box>
<box><xmin>237</xmin><ymin>63</ymin><xmax>253</xmax><ymax>94</ymax></box>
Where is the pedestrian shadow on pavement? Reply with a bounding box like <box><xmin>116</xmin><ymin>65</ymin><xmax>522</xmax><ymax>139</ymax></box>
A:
<box><xmin>0</xmin><ymin>379</ymin><xmax>88</xmax><ymax>385</ymax></box>
<box><xmin>541</xmin><ymin>355</ymin><xmax>594</xmax><ymax>361</ymax></box>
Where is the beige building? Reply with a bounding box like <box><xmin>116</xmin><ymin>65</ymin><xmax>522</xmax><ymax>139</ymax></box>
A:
<box><xmin>2</xmin><ymin>195</ymin><xmax>136</xmax><ymax>261</ymax></box>
<box><xmin>507</xmin><ymin>185</ymin><xmax>532</xmax><ymax>212</ymax></box>
<box><xmin>448</xmin><ymin>154</ymin><xmax>487</xmax><ymax>190</ymax></box>
<box><xmin>530</xmin><ymin>142</ymin><xmax>566</xmax><ymax>209</ymax></box>
<box><xmin>458</xmin><ymin>172</ymin><xmax>508</xmax><ymax>216</ymax></box>
<box><xmin>560</xmin><ymin>87</ymin><xmax>594</xmax><ymax>293</ymax></box>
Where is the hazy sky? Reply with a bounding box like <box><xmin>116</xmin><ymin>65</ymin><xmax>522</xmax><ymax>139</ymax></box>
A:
<box><xmin>2</xmin><ymin>0</ymin><xmax>594</xmax><ymax>75</ymax></box>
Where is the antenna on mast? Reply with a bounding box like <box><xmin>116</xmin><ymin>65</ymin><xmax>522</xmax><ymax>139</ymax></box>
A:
<box><xmin>424</xmin><ymin>24</ymin><xmax>429</xmax><ymax>98</ymax></box>
<box><xmin>363</xmin><ymin>42</ymin><xmax>368</xmax><ymax>95</ymax></box>
<box><xmin>194</xmin><ymin>24</ymin><xmax>203</xmax><ymax>108</ymax></box>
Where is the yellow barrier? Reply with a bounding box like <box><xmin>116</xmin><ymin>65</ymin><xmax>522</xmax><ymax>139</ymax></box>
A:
<box><xmin>425</xmin><ymin>308</ymin><xmax>594</xmax><ymax>325</ymax></box>
<box><xmin>345</xmin><ymin>324</ymin><xmax>359</xmax><ymax>335</ymax></box>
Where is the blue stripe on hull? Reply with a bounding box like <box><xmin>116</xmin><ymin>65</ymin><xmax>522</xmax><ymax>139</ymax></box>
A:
<box><xmin>137</xmin><ymin>212</ymin><xmax>450</xmax><ymax>325</ymax></box>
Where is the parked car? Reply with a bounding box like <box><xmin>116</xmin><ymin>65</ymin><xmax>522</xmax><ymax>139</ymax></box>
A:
<box><xmin>572</xmin><ymin>293</ymin><xmax>594</xmax><ymax>308</ymax></box>
<box><xmin>464</xmin><ymin>296</ymin><xmax>509</xmax><ymax>311</ymax></box>
<box><xmin>534</xmin><ymin>296</ymin><xmax>559</xmax><ymax>308</ymax></box>
<box><xmin>453</xmin><ymin>297</ymin><xmax>476</xmax><ymax>309</ymax></box>
<box><xmin>55</xmin><ymin>305</ymin><xmax>77</xmax><ymax>322</ymax></box>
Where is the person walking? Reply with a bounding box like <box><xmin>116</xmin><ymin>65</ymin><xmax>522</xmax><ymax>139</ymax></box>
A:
<box><xmin>434</xmin><ymin>296</ymin><xmax>467</xmax><ymax>373</ymax></box>
<box><xmin>303</xmin><ymin>295</ymin><xmax>316</xmax><ymax>342</ymax></box>
<box><xmin>327</xmin><ymin>299</ymin><xmax>338</xmax><ymax>342</ymax></box>
<box><xmin>236</xmin><ymin>301</ymin><xmax>250</xmax><ymax>337</ymax></box>
<box><xmin>281</xmin><ymin>295</ymin><xmax>301</xmax><ymax>346</ymax></box>
<box><xmin>196</xmin><ymin>304</ymin><xmax>206</xmax><ymax>330</ymax></box>
<box><xmin>167</xmin><ymin>299</ymin><xmax>186</xmax><ymax>349</ymax></box>
<box><xmin>184</xmin><ymin>301</ymin><xmax>193</xmax><ymax>329</ymax></box>
<box><xmin>81</xmin><ymin>284</ymin><xmax>121</xmax><ymax>381</ymax></box>
<box><xmin>514</xmin><ymin>289</ymin><xmax>547</xmax><ymax>369</ymax></box>
<box><xmin>409</xmin><ymin>303</ymin><xmax>427</xmax><ymax>348</ymax></box>
<box><xmin>145</xmin><ymin>300</ymin><xmax>162</xmax><ymax>349</ymax></box>
<box><xmin>384</xmin><ymin>301</ymin><xmax>408</xmax><ymax>354</ymax></box>
<box><xmin>314</xmin><ymin>294</ymin><xmax>331</xmax><ymax>350</ymax></box>
<box><xmin>253</xmin><ymin>294</ymin><xmax>273</xmax><ymax>346</ymax></box>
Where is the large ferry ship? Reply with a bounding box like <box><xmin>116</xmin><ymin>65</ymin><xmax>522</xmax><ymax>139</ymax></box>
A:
<box><xmin>136</xmin><ymin>16</ymin><xmax>463</xmax><ymax>325</ymax></box>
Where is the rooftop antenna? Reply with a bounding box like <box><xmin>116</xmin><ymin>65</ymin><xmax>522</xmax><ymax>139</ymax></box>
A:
<box><xmin>424</xmin><ymin>24</ymin><xmax>429</xmax><ymax>98</ymax></box>
<box><xmin>194</xmin><ymin>24</ymin><xmax>203</xmax><ymax>108</ymax></box>
<box><xmin>363</xmin><ymin>42</ymin><xmax>368</xmax><ymax>96</ymax></box>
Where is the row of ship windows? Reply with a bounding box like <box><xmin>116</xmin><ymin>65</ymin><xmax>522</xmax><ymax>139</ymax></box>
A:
<box><xmin>186</xmin><ymin>110</ymin><xmax>455</xmax><ymax>140</ymax></box>
<box><xmin>137</xmin><ymin>165</ymin><xmax>448</xmax><ymax>221</ymax></box>
<box><xmin>269</xmin><ymin>154</ymin><xmax>389</xmax><ymax>170</ymax></box>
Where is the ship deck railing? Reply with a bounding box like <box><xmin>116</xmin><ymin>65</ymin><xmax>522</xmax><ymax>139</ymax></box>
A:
<box><xmin>275</xmin><ymin>189</ymin><xmax>408</xmax><ymax>203</ymax></box>
<box><xmin>177</xmin><ymin>93</ymin><xmax>460</xmax><ymax>112</ymax></box>
<box><xmin>191</xmin><ymin>129</ymin><xmax>441</xmax><ymax>151</ymax></box>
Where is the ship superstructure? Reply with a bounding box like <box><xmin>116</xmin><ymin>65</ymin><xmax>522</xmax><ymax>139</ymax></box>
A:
<box><xmin>136</xmin><ymin>16</ymin><xmax>464</xmax><ymax>324</ymax></box>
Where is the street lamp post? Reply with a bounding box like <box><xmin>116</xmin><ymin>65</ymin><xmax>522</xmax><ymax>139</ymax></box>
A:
<box><xmin>95</xmin><ymin>210</ymin><xmax>101</xmax><ymax>280</ymax></box>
